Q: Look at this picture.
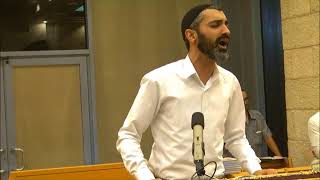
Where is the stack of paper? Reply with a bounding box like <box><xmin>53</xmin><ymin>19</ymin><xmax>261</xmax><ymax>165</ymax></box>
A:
<box><xmin>223</xmin><ymin>157</ymin><xmax>241</xmax><ymax>174</ymax></box>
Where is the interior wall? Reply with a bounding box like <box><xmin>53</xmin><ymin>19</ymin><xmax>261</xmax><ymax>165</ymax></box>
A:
<box><xmin>90</xmin><ymin>0</ymin><xmax>210</xmax><ymax>163</ymax></box>
<box><xmin>280</xmin><ymin>0</ymin><xmax>319</xmax><ymax>166</ymax></box>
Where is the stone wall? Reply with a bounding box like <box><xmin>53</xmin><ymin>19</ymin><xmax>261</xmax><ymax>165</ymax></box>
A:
<box><xmin>281</xmin><ymin>0</ymin><xmax>319</xmax><ymax>166</ymax></box>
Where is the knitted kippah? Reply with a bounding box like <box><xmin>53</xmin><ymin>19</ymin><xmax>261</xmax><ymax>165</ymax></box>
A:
<box><xmin>181</xmin><ymin>4</ymin><xmax>212</xmax><ymax>40</ymax></box>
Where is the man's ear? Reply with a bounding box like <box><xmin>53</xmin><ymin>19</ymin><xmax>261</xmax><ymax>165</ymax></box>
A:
<box><xmin>185</xmin><ymin>29</ymin><xmax>197</xmax><ymax>44</ymax></box>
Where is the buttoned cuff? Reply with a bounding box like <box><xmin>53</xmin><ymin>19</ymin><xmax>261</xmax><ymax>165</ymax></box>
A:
<box><xmin>134</xmin><ymin>166</ymin><xmax>155</xmax><ymax>180</ymax></box>
<box><xmin>243</xmin><ymin>160</ymin><xmax>262</xmax><ymax>174</ymax></box>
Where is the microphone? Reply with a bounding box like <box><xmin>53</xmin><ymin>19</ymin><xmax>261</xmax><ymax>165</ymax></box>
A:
<box><xmin>191</xmin><ymin>112</ymin><xmax>205</xmax><ymax>176</ymax></box>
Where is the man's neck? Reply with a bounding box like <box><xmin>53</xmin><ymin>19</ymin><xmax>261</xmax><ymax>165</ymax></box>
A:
<box><xmin>188</xmin><ymin>50</ymin><xmax>216</xmax><ymax>85</ymax></box>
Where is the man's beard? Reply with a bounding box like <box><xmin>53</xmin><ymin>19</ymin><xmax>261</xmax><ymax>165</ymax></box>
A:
<box><xmin>197</xmin><ymin>31</ymin><xmax>229</xmax><ymax>63</ymax></box>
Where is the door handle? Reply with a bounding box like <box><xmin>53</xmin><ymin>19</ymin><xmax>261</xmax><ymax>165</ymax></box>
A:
<box><xmin>0</xmin><ymin>148</ymin><xmax>5</xmax><ymax>173</ymax></box>
<box><xmin>11</xmin><ymin>147</ymin><xmax>24</xmax><ymax>171</ymax></box>
<box><xmin>0</xmin><ymin>148</ymin><xmax>6</xmax><ymax>174</ymax></box>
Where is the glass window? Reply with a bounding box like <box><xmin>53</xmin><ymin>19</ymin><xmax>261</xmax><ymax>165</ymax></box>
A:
<box><xmin>0</xmin><ymin>0</ymin><xmax>87</xmax><ymax>51</ymax></box>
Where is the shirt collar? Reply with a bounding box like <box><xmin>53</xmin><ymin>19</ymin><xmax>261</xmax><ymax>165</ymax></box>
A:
<box><xmin>180</xmin><ymin>55</ymin><xmax>220</xmax><ymax>80</ymax></box>
<box><xmin>180</xmin><ymin>55</ymin><xmax>197</xmax><ymax>79</ymax></box>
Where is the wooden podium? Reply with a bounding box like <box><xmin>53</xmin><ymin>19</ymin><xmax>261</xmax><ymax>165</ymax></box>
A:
<box><xmin>260</xmin><ymin>157</ymin><xmax>293</xmax><ymax>169</ymax></box>
<box><xmin>226</xmin><ymin>166</ymin><xmax>316</xmax><ymax>179</ymax></box>
<box><xmin>9</xmin><ymin>163</ymin><xmax>135</xmax><ymax>180</ymax></box>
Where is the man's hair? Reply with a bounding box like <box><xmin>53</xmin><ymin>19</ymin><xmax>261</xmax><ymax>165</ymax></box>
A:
<box><xmin>181</xmin><ymin>4</ymin><xmax>222</xmax><ymax>50</ymax></box>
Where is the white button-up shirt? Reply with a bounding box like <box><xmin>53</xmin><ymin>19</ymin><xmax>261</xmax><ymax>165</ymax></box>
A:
<box><xmin>308</xmin><ymin>112</ymin><xmax>320</xmax><ymax>159</ymax></box>
<box><xmin>116</xmin><ymin>56</ymin><xmax>261</xmax><ymax>180</ymax></box>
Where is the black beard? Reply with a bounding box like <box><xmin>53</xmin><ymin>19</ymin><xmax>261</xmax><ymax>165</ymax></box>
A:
<box><xmin>197</xmin><ymin>32</ymin><xmax>229</xmax><ymax>63</ymax></box>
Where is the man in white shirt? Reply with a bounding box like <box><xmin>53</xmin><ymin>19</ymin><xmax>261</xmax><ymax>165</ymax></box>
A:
<box><xmin>117</xmin><ymin>4</ymin><xmax>276</xmax><ymax>180</ymax></box>
<box><xmin>308</xmin><ymin>112</ymin><xmax>320</xmax><ymax>159</ymax></box>
<box><xmin>308</xmin><ymin>112</ymin><xmax>320</xmax><ymax>172</ymax></box>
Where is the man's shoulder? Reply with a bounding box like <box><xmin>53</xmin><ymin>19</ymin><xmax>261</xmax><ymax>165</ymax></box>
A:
<box><xmin>217</xmin><ymin>65</ymin><xmax>236</xmax><ymax>78</ymax></box>
<box><xmin>308</xmin><ymin>112</ymin><xmax>320</xmax><ymax>127</ymax></box>
<box><xmin>216</xmin><ymin>65</ymin><xmax>239</xmax><ymax>86</ymax></box>
<box><xmin>144</xmin><ymin>58</ymin><xmax>183</xmax><ymax>81</ymax></box>
<box><xmin>249</xmin><ymin>109</ymin><xmax>262</xmax><ymax>114</ymax></box>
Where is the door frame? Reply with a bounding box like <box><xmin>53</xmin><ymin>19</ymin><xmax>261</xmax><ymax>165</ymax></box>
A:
<box><xmin>0</xmin><ymin>0</ymin><xmax>99</xmax><ymax>179</ymax></box>
<box><xmin>0</xmin><ymin>50</ymin><xmax>97</xmax><ymax>180</ymax></box>
<box><xmin>0</xmin><ymin>58</ymin><xmax>9</xmax><ymax>180</ymax></box>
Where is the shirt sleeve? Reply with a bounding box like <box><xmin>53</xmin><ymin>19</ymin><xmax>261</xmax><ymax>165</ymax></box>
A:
<box><xmin>223</xmin><ymin>77</ymin><xmax>261</xmax><ymax>174</ymax></box>
<box><xmin>256</xmin><ymin>111</ymin><xmax>272</xmax><ymax>139</ymax></box>
<box><xmin>116</xmin><ymin>75</ymin><xmax>160</xmax><ymax>180</ymax></box>
<box><xmin>308</xmin><ymin>112</ymin><xmax>320</xmax><ymax>159</ymax></box>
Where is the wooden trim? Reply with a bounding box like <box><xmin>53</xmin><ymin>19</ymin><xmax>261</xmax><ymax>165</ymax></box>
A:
<box><xmin>229</xmin><ymin>166</ymin><xmax>311</xmax><ymax>178</ymax></box>
<box><xmin>9</xmin><ymin>163</ymin><xmax>135</xmax><ymax>180</ymax></box>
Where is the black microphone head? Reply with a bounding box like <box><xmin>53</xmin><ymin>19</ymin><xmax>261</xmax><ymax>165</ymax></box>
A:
<box><xmin>191</xmin><ymin>112</ymin><xmax>204</xmax><ymax>129</ymax></box>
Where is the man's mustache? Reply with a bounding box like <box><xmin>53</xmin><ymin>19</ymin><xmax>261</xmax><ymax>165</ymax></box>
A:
<box><xmin>216</xmin><ymin>34</ymin><xmax>230</xmax><ymax>44</ymax></box>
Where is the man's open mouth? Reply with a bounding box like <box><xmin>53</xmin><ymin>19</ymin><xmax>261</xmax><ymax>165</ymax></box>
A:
<box><xmin>217</xmin><ymin>38</ymin><xmax>229</xmax><ymax>50</ymax></box>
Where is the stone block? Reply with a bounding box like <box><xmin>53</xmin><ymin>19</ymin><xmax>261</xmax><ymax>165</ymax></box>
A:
<box><xmin>313</xmin><ymin>46</ymin><xmax>320</xmax><ymax>77</ymax></box>
<box><xmin>284</xmin><ymin>47</ymin><xmax>313</xmax><ymax>79</ymax></box>
<box><xmin>311</xmin><ymin>0</ymin><xmax>320</xmax><ymax>13</ymax></box>
<box><xmin>286</xmin><ymin>110</ymin><xmax>318</xmax><ymax>141</ymax></box>
<box><xmin>282</xmin><ymin>13</ymin><xmax>319</xmax><ymax>49</ymax></box>
<box><xmin>288</xmin><ymin>140</ymin><xmax>314</xmax><ymax>167</ymax></box>
<box><xmin>286</xmin><ymin>111</ymin><xmax>296</xmax><ymax>140</ymax></box>
<box><xmin>281</xmin><ymin>0</ymin><xmax>310</xmax><ymax>19</ymax></box>
<box><xmin>285</xmin><ymin>78</ymin><xmax>320</xmax><ymax>109</ymax></box>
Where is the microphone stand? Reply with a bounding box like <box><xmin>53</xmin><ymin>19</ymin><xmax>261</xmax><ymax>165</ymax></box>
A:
<box><xmin>191</xmin><ymin>161</ymin><xmax>218</xmax><ymax>180</ymax></box>
<box><xmin>195</xmin><ymin>159</ymin><xmax>205</xmax><ymax>176</ymax></box>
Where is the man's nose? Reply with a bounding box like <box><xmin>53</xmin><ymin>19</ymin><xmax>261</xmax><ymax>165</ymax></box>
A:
<box><xmin>222</xmin><ymin>24</ymin><xmax>230</xmax><ymax>36</ymax></box>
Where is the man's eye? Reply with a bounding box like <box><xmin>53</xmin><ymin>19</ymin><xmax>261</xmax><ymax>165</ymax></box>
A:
<box><xmin>210</xmin><ymin>23</ymin><xmax>219</xmax><ymax>28</ymax></box>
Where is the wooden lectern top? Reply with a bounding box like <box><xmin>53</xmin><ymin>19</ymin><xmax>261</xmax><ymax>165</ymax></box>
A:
<box><xmin>9</xmin><ymin>162</ymin><xmax>135</xmax><ymax>180</ymax></box>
